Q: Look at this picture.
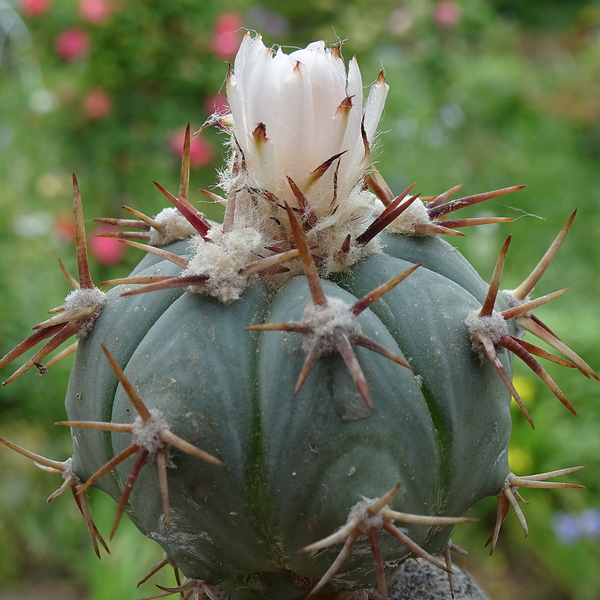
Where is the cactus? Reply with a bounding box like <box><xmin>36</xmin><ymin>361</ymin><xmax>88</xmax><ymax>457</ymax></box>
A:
<box><xmin>0</xmin><ymin>33</ymin><xmax>596</xmax><ymax>600</ymax></box>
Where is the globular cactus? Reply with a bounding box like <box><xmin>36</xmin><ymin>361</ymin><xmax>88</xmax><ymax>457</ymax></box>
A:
<box><xmin>1</xmin><ymin>33</ymin><xmax>596</xmax><ymax>600</ymax></box>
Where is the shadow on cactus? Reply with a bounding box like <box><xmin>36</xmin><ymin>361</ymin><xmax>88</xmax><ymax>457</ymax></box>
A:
<box><xmin>0</xmin><ymin>32</ymin><xmax>596</xmax><ymax>600</ymax></box>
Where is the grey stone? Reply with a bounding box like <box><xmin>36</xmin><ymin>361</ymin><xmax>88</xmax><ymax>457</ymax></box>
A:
<box><xmin>386</xmin><ymin>558</ymin><xmax>491</xmax><ymax>600</ymax></box>
<box><xmin>212</xmin><ymin>558</ymin><xmax>491</xmax><ymax>599</ymax></box>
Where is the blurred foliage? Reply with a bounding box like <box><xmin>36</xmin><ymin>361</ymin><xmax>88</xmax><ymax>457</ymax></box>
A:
<box><xmin>1</xmin><ymin>0</ymin><xmax>600</xmax><ymax>598</ymax></box>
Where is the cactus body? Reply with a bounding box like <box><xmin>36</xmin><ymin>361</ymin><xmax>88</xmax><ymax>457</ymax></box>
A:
<box><xmin>65</xmin><ymin>235</ymin><xmax>513</xmax><ymax>599</ymax></box>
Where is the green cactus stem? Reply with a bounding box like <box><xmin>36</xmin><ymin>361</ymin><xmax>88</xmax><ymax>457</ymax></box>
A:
<box><xmin>245</xmin><ymin>202</ymin><xmax>416</xmax><ymax>408</ymax></box>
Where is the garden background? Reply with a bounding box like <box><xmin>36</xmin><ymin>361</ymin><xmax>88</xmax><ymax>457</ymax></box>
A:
<box><xmin>1</xmin><ymin>0</ymin><xmax>600</xmax><ymax>598</ymax></box>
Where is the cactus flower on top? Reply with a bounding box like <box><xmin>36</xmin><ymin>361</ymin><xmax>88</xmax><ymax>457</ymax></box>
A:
<box><xmin>225</xmin><ymin>33</ymin><xmax>387</xmax><ymax>215</ymax></box>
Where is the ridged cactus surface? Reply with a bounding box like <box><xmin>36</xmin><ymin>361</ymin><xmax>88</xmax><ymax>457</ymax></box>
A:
<box><xmin>0</xmin><ymin>32</ymin><xmax>595</xmax><ymax>600</ymax></box>
<box><xmin>64</xmin><ymin>235</ymin><xmax>512</xmax><ymax>598</ymax></box>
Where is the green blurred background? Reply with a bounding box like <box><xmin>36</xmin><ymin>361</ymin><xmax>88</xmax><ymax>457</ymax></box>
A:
<box><xmin>1</xmin><ymin>0</ymin><xmax>600</xmax><ymax>598</ymax></box>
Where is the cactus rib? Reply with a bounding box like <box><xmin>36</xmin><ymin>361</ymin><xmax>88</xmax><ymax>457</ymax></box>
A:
<box><xmin>246</xmin><ymin>204</ymin><xmax>414</xmax><ymax>407</ymax></box>
<box><xmin>58</xmin><ymin>345</ymin><xmax>222</xmax><ymax>536</ymax></box>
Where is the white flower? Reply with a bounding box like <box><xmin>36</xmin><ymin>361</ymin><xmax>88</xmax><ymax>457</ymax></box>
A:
<box><xmin>225</xmin><ymin>32</ymin><xmax>388</xmax><ymax>219</ymax></box>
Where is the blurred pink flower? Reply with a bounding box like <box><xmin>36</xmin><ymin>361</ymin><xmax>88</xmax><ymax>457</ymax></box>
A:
<box><xmin>84</xmin><ymin>88</ymin><xmax>112</xmax><ymax>119</ymax></box>
<box><xmin>210</xmin><ymin>12</ymin><xmax>243</xmax><ymax>59</ymax></box>
<box><xmin>19</xmin><ymin>0</ymin><xmax>52</xmax><ymax>17</ymax></box>
<box><xmin>55</xmin><ymin>28</ymin><xmax>91</xmax><ymax>62</ymax></box>
<box><xmin>90</xmin><ymin>225</ymin><xmax>126</xmax><ymax>266</ymax></box>
<box><xmin>169</xmin><ymin>129</ymin><xmax>215</xmax><ymax>169</ymax></box>
<box><xmin>433</xmin><ymin>1</ymin><xmax>462</xmax><ymax>28</ymax></box>
<box><xmin>204</xmin><ymin>92</ymin><xmax>229</xmax><ymax>116</ymax></box>
<box><xmin>78</xmin><ymin>0</ymin><xmax>113</xmax><ymax>25</ymax></box>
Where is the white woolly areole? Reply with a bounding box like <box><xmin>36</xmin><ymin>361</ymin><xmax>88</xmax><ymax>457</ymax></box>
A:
<box><xmin>61</xmin><ymin>457</ymin><xmax>75</xmax><ymax>481</ymax></box>
<box><xmin>185</xmin><ymin>227</ymin><xmax>265</xmax><ymax>301</ymax></box>
<box><xmin>306</xmin><ymin>187</ymin><xmax>382</xmax><ymax>274</ymax></box>
<box><xmin>63</xmin><ymin>287</ymin><xmax>106</xmax><ymax>337</ymax></box>
<box><xmin>148</xmin><ymin>207</ymin><xmax>198</xmax><ymax>246</ymax></box>
<box><xmin>301</xmin><ymin>296</ymin><xmax>360</xmax><ymax>353</ymax></box>
<box><xmin>386</xmin><ymin>198</ymin><xmax>434</xmax><ymax>236</ymax></box>
<box><xmin>349</xmin><ymin>497</ymin><xmax>387</xmax><ymax>532</ymax></box>
<box><xmin>63</xmin><ymin>287</ymin><xmax>106</xmax><ymax>311</ymax></box>
<box><xmin>132</xmin><ymin>409</ymin><xmax>169</xmax><ymax>459</ymax></box>
<box><xmin>464</xmin><ymin>309</ymin><xmax>509</xmax><ymax>361</ymax></box>
<box><xmin>218</xmin><ymin>169</ymin><xmax>382</xmax><ymax>279</ymax></box>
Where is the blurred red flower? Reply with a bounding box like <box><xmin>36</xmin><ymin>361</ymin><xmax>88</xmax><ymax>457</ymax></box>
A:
<box><xmin>19</xmin><ymin>0</ymin><xmax>52</xmax><ymax>17</ymax></box>
<box><xmin>55</xmin><ymin>28</ymin><xmax>91</xmax><ymax>62</ymax></box>
<box><xmin>84</xmin><ymin>88</ymin><xmax>112</xmax><ymax>119</ymax></box>
<box><xmin>90</xmin><ymin>225</ymin><xmax>126</xmax><ymax>266</ymax></box>
<box><xmin>210</xmin><ymin>12</ymin><xmax>243</xmax><ymax>59</ymax></box>
<box><xmin>78</xmin><ymin>0</ymin><xmax>113</xmax><ymax>25</ymax></box>
<box><xmin>433</xmin><ymin>1</ymin><xmax>462</xmax><ymax>28</ymax></box>
<box><xmin>169</xmin><ymin>129</ymin><xmax>215</xmax><ymax>169</ymax></box>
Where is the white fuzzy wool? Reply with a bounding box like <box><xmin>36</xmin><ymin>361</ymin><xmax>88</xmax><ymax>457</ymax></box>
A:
<box><xmin>61</xmin><ymin>457</ymin><xmax>75</xmax><ymax>481</ymax></box>
<box><xmin>148</xmin><ymin>207</ymin><xmax>198</xmax><ymax>246</ymax></box>
<box><xmin>63</xmin><ymin>287</ymin><xmax>106</xmax><ymax>337</ymax></box>
<box><xmin>63</xmin><ymin>287</ymin><xmax>106</xmax><ymax>311</ymax></box>
<box><xmin>349</xmin><ymin>497</ymin><xmax>387</xmax><ymax>532</ymax></box>
<box><xmin>218</xmin><ymin>169</ymin><xmax>382</xmax><ymax>279</ymax></box>
<box><xmin>132</xmin><ymin>409</ymin><xmax>169</xmax><ymax>459</ymax></box>
<box><xmin>185</xmin><ymin>227</ymin><xmax>265</xmax><ymax>301</ymax></box>
<box><xmin>386</xmin><ymin>198</ymin><xmax>433</xmax><ymax>236</ymax></box>
<box><xmin>307</xmin><ymin>187</ymin><xmax>382</xmax><ymax>274</ymax></box>
<box><xmin>301</xmin><ymin>297</ymin><xmax>360</xmax><ymax>353</ymax></box>
<box><xmin>464</xmin><ymin>309</ymin><xmax>509</xmax><ymax>360</ymax></box>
